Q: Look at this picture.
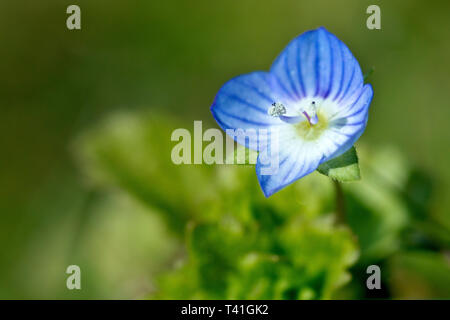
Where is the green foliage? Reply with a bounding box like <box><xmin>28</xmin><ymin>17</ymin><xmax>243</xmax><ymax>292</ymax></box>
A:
<box><xmin>389</xmin><ymin>251</ymin><xmax>450</xmax><ymax>299</ymax></box>
<box><xmin>344</xmin><ymin>147</ymin><xmax>409</xmax><ymax>262</ymax></box>
<box><xmin>74</xmin><ymin>112</ymin><xmax>219</xmax><ymax>234</ymax></box>
<box><xmin>155</xmin><ymin>217</ymin><xmax>357</xmax><ymax>300</ymax></box>
<box><xmin>75</xmin><ymin>111</ymin><xmax>450</xmax><ymax>299</ymax></box>
<box><xmin>317</xmin><ymin>146</ymin><xmax>360</xmax><ymax>182</ymax></box>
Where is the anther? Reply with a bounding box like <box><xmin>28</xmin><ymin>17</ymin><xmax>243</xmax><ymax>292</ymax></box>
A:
<box><xmin>268</xmin><ymin>102</ymin><xmax>286</xmax><ymax>117</ymax></box>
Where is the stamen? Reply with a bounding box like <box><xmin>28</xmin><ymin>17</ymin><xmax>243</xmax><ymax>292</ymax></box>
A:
<box><xmin>302</xmin><ymin>111</ymin><xmax>312</xmax><ymax>123</ymax></box>
<box><xmin>269</xmin><ymin>101</ymin><xmax>319</xmax><ymax>126</ymax></box>
<box><xmin>268</xmin><ymin>102</ymin><xmax>286</xmax><ymax>117</ymax></box>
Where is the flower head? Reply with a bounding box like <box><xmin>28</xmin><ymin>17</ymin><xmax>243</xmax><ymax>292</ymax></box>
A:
<box><xmin>211</xmin><ymin>27</ymin><xmax>373</xmax><ymax>197</ymax></box>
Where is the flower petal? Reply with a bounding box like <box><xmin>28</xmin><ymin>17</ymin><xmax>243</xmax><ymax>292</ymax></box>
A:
<box><xmin>270</xmin><ymin>27</ymin><xmax>364</xmax><ymax>102</ymax></box>
<box><xmin>319</xmin><ymin>84</ymin><xmax>373</xmax><ymax>160</ymax></box>
<box><xmin>211</xmin><ymin>72</ymin><xmax>285</xmax><ymax>150</ymax></box>
<box><xmin>256</xmin><ymin>139</ymin><xmax>323</xmax><ymax>197</ymax></box>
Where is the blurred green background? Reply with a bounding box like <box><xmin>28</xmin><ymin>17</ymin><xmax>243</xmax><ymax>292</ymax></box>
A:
<box><xmin>0</xmin><ymin>0</ymin><xmax>449</xmax><ymax>299</ymax></box>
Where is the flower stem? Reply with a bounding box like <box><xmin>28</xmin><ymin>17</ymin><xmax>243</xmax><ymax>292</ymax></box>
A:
<box><xmin>333</xmin><ymin>180</ymin><xmax>346</xmax><ymax>224</ymax></box>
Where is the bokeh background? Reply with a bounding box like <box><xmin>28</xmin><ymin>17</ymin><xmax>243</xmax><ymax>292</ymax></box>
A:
<box><xmin>0</xmin><ymin>0</ymin><xmax>449</xmax><ymax>299</ymax></box>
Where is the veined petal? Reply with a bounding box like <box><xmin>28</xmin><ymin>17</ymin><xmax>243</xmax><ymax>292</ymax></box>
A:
<box><xmin>319</xmin><ymin>84</ymin><xmax>373</xmax><ymax>160</ymax></box>
<box><xmin>211</xmin><ymin>72</ymin><xmax>286</xmax><ymax>150</ymax></box>
<box><xmin>270</xmin><ymin>27</ymin><xmax>364</xmax><ymax>102</ymax></box>
<box><xmin>327</xmin><ymin>83</ymin><xmax>373</xmax><ymax>131</ymax></box>
<box><xmin>256</xmin><ymin>139</ymin><xmax>323</xmax><ymax>197</ymax></box>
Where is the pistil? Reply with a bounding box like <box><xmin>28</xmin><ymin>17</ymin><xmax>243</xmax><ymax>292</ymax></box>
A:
<box><xmin>302</xmin><ymin>101</ymin><xmax>319</xmax><ymax>126</ymax></box>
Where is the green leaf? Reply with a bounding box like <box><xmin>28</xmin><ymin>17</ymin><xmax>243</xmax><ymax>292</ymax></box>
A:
<box><xmin>317</xmin><ymin>146</ymin><xmax>360</xmax><ymax>182</ymax></box>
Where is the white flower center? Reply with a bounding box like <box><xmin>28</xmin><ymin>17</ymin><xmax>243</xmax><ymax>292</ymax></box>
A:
<box><xmin>267</xmin><ymin>99</ymin><xmax>333</xmax><ymax>141</ymax></box>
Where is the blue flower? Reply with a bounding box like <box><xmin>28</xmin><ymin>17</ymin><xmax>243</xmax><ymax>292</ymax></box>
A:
<box><xmin>211</xmin><ymin>27</ymin><xmax>373</xmax><ymax>197</ymax></box>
